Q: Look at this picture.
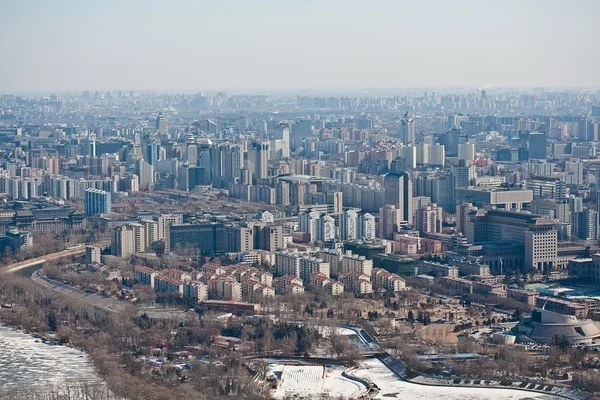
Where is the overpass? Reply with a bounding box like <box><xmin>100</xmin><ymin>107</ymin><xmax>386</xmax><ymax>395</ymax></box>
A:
<box><xmin>1</xmin><ymin>242</ymin><xmax>109</xmax><ymax>275</ymax></box>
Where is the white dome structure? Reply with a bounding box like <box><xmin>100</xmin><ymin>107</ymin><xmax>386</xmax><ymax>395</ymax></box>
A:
<box><xmin>512</xmin><ymin>308</ymin><xmax>600</xmax><ymax>345</ymax></box>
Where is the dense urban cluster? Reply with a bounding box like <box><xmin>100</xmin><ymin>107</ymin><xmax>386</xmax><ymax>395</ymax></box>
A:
<box><xmin>1</xmin><ymin>88</ymin><xmax>600</xmax><ymax>399</ymax></box>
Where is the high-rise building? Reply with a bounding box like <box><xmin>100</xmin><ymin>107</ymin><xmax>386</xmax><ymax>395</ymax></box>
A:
<box><xmin>332</xmin><ymin>191</ymin><xmax>343</xmax><ymax>214</ymax></box>
<box><xmin>383</xmin><ymin>172</ymin><xmax>413</xmax><ymax>223</ymax></box>
<box><xmin>135</xmin><ymin>159</ymin><xmax>154</xmax><ymax>190</ymax></box>
<box><xmin>429</xmin><ymin>143</ymin><xmax>445</xmax><ymax>167</ymax></box>
<box><xmin>401</xmin><ymin>112</ymin><xmax>415</xmax><ymax>144</ymax></box>
<box><xmin>85</xmin><ymin>245</ymin><xmax>101</xmax><ymax>265</ymax></box>
<box><xmin>298</xmin><ymin>209</ymin><xmax>321</xmax><ymax>242</ymax></box>
<box><xmin>573</xmin><ymin>209</ymin><xmax>599</xmax><ymax>241</ymax></box>
<box><xmin>145</xmin><ymin>142</ymin><xmax>161</xmax><ymax>166</ymax></box>
<box><xmin>359</xmin><ymin>213</ymin><xmax>376</xmax><ymax>240</ymax></box>
<box><xmin>528</xmin><ymin>132</ymin><xmax>548</xmax><ymax>160</ymax></box>
<box><xmin>111</xmin><ymin>225</ymin><xmax>135</xmax><ymax>259</ymax></box>
<box><xmin>457</xmin><ymin>143</ymin><xmax>476</xmax><ymax>161</ymax></box>
<box><xmin>451</xmin><ymin>159</ymin><xmax>476</xmax><ymax>188</ymax></box>
<box><xmin>415</xmin><ymin>143</ymin><xmax>430</xmax><ymax>165</ymax></box>
<box><xmin>415</xmin><ymin>205</ymin><xmax>440</xmax><ymax>235</ymax></box>
<box><xmin>84</xmin><ymin>188</ymin><xmax>111</xmax><ymax>216</ymax></box>
<box><xmin>378</xmin><ymin>204</ymin><xmax>403</xmax><ymax>239</ymax></box>
<box><xmin>156</xmin><ymin>112</ymin><xmax>167</xmax><ymax>133</ymax></box>
<box><xmin>466</xmin><ymin>209</ymin><xmax>557</xmax><ymax>271</ymax></box>
<box><xmin>318</xmin><ymin>215</ymin><xmax>336</xmax><ymax>242</ymax></box>
<box><xmin>340</xmin><ymin>209</ymin><xmax>359</xmax><ymax>240</ymax></box>
<box><xmin>456</xmin><ymin>202</ymin><xmax>477</xmax><ymax>235</ymax></box>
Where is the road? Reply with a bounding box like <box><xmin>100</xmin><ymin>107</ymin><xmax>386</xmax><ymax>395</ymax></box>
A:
<box><xmin>1</xmin><ymin>247</ymin><xmax>86</xmax><ymax>274</ymax></box>
<box><xmin>31</xmin><ymin>269</ymin><xmax>128</xmax><ymax>313</ymax></box>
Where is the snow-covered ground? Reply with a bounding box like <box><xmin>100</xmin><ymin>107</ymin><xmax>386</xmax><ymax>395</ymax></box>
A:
<box><xmin>268</xmin><ymin>362</ymin><xmax>366</xmax><ymax>399</ymax></box>
<box><xmin>353</xmin><ymin>358</ymin><xmax>555</xmax><ymax>400</ymax></box>
<box><xmin>0</xmin><ymin>325</ymin><xmax>101</xmax><ymax>388</ymax></box>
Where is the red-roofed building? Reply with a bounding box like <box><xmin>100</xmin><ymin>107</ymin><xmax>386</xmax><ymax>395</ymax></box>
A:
<box><xmin>135</xmin><ymin>266</ymin><xmax>157</xmax><ymax>287</ymax></box>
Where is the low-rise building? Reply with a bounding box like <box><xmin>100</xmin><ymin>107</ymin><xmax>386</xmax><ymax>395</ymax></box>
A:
<box><xmin>535</xmin><ymin>297</ymin><xmax>588</xmax><ymax>318</ymax></box>
<box><xmin>507</xmin><ymin>288</ymin><xmax>538</xmax><ymax>306</ymax></box>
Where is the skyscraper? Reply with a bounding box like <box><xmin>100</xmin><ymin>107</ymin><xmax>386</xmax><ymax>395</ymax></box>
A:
<box><xmin>340</xmin><ymin>209</ymin><xmax>359</xmax><ymax>240</ymax></box>
<box><xmin>383</xmin><ymin>172</ymin><xmax>413</xmax><ymax>223</ymax></box>
<box><xmin>135</xmin><ymin>159</ymin><xmax>154</xmax><ymax>190</ymax></box>
<box><xmin>84</xmin><ymin>188</ymin><xmax>111</xmax><ymax>216</ymax></box>
<box><xmin>145</xmin><ymin>142</ymin><xmax>161</xmax><ymax>166</ymax></box>
<box><xmin>528</xmin><ymin>132</ymin><xmax>548</xmax><ymax>160</ymax></box>
<box><xmin>451</xmin><ymin>159</ymin><xmax>476</xmax><ymax>188</ymax></box>
<box><xmin>156</xmin><ymin>112</ymin><xmax>167</xmax><ymax>133</ymax></box>
<box><xmin>401</xmin><ymin>112</ymin><xmax>415</xmax><ymax>144</ymax></box>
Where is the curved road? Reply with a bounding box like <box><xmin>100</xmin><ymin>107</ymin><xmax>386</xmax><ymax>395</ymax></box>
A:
<box><xmin>32</xmin><ymin>269</ymin><xmax>127</xmax><ymax>313</ymax></box>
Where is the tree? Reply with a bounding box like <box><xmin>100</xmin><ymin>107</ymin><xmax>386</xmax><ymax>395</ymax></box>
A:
<box><xmin>407</xmin><ymin>310</ymin><xmax>415</xmax><ymax>323</ymax></box>
<box><xmin>512</xmin><ymin>307</ymin><xmax>523</xmax><ymax>321</ymax></box>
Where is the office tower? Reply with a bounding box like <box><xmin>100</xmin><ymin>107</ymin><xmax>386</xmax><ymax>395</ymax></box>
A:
<box><xmin>429</xmin><ymin>144</ymin><xmax>445</xmax><ymax>167</ymax></box>
<box><xmin>292</xmin><ymin>119</ymin><xmax>313</xmax><ymax>138</ymax></box>
<box><xmin>340</xmin><ymin>209</ymin><xmax>359</xmax><ymax>240</ymax></box>
<box><xmin>156</xmin><ymin>112</ymin><xmax>167</xmax><ymax>133</ymax></box>
<box><xmin>383</xmin><ymin>172</ymin><xmax>413</xmax><ymax>223</ymax></box>
<box><xmin>84</xmin><ymin>188</ymin><xmax>111</xmax><ymax>216</ymax></box>
<box><xmin>169</xmin><ymin>223</ymin><xmax>224</xmax><ymax>255</ymax></box>
<box><xmin>378</xmin><ymin>204</ymin><xmax>403</xmax><ymax>239</ymax></box>
<box><xmin>85</xmin><ymin>245</ymin><xmax>101</xmax><ymax>265</ymax></box>
<box><xmin>416</xmin><ymin>143</ymin><xmax>430</xmax><ymax>165</ymax></box>
<box><xmin>250</xmin><ymin>140</ymin><xmax>270</xmax><ymax>180</ymax></box>
<box><xmin>456</xmin><ymin>202</ymin><xmax>477</xmax><ymax>235</ymax></box>
<box><xmin>145</xmin><ymin>142</ymin><xmax>161</xmax><ymax>167</ymax></box>
<box><xmin>466</xmin><ymin>209</ymin><xmax>557</xmax><ymax>271</ymax></box>
<box><xmin>86</xmin><ymin>134</ymin><xmax>96</xmax><ymax>157</ymax></box>
<box><xmin>400</xmin><ymin>145</ymin><xmax>417</xmax><ymax>169</ymax></box>
<box><xmin>235</xmin><ymin>115</ymin><xmax>248</xmax><ymax>133</ymax></box>
<box><xmin>401</xmin><ymin>112</ymin><xmax>415</xmax><ymax>144</ymax></box>
<box><xmin>451</xmin><ymin>159</ymin><xmax>476</xmax><ymax>188</ymax></box>
<box><xmin>525</xmin><ymin>176</ymin><xmax>566</xmax><ymax>200</ymax></box>
<box><xmin>528</xmin><ymin>132</ymin><xmax>548</xmax><ymax>159</ymax></box>
<box><xmin>197</xmin><ymin>138</ymin><xmax>212</xmax><ymax>184</ymax></box>
<box><xmin>185</xmin><ymin>134</ymin><xmax>197</xmax><ymax>164</ymax></box>
<box><xmin>578</xmin><ymin>118</ymin><xmax>589</xmax><ymax>141</ymax></box>
<box><xmin>135</xmin><ymin>159</ymin><xmax>154</xmax><ymax>190</ymax></box>
<box><xmin>458</xmin><ymin>143</ymin><xmax>475</xmax><ymax>161</ymax></box>
<box><xmin>568</xmin><ymin>195</ymin><xmax>584</xmax><ymax>214</ymax></box>
<box><xmin>573</xmin><ymin>209</ymin><xmax>599</xmax><ymax>241</ymax></box>
<box><xmin>532</xmin><ymin>199</ymin><xmax>570</xmax><ymax>224</ymax></box>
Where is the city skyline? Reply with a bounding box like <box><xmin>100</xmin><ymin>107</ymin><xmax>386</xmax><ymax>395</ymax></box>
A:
<box><xmin>1</xmin><ymin>0</ymin><xmax>600</xmax><ymax>93</ymax></box>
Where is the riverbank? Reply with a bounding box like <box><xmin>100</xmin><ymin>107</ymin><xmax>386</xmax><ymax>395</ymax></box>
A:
<box><xmin>0</xmin><ymin>324</ymin><xmax>112</xmax><ymax>399</ymax></box>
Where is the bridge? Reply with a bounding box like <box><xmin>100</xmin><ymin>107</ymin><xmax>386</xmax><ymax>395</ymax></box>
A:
<box><xmin>1</xmin><ymin>242</ymin><xmax>109</xmax><ymax>275</ymax></box>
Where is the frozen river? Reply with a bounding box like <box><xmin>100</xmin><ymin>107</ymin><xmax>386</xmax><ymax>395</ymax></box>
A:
<box><xmin>0</xmin><ymin>325</ymin><xmax>106</xmax><ymax>397</ymax></box>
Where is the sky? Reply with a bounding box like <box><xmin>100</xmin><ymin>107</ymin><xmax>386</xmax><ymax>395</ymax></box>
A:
<box><xmin>1</xmin><ymin>0</ymin><xmax>599</xmax><ymax>93</ymax></box>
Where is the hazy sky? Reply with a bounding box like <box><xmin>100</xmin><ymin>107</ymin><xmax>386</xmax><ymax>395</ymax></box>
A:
<box><xmin>1</xmin><ymin>0</ymin><xmax>599</xmax><ymax>93</ymax></box>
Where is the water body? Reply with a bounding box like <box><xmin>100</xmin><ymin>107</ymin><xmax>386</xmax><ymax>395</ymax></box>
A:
<box><xmin>0</xmin><ymin>325</ymin><xmax>103</xmax><ymax>394</ymax></box>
